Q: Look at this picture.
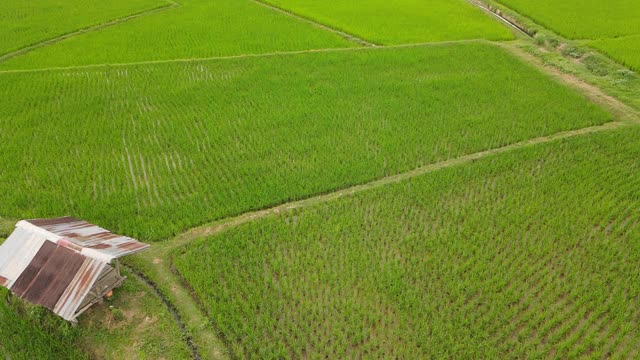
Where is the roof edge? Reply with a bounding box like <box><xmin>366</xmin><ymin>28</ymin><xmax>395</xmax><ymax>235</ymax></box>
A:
<box><xmin>16</xmin><ymin>220</ymin><xmax>62</xmax><ymax>241</ymax></box>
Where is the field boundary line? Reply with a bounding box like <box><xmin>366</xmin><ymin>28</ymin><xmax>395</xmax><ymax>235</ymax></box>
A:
<box><xmin>498</xmin><ymin>42</ymin><xmax>640</xmax><ymax>124</ymax></box>
<box><xmin>0</xmin><ymin>39</ymin><xmax>490</xmax><ymax>74</ymax></box>
<box><xmin>249</xmin><ymin>0</ymin><xmax>376</xmax><ymax>47</ymax></box>
<box><xmin>466</xmin><ymin>0</ymin><xmax>532</xmax><ymax>38</ymax></box>
<box><xmin>0</xmin><ymin>0</ymin><xmax>180</xmax><ymax>64</ymax></box>
<box><xmin>152</xmin><ymin>121</ymin><xmax>629</xmax><ymax>252</ymax></box>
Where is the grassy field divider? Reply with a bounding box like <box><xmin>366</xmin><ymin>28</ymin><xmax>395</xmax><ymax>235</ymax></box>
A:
<box><xmin>0</xmin><ymin>0</ymin><xmax>179</xmax><ymax>63</ymax></box>
<box><xmin>472</xmin><ymin>0</ymin><xmax>640</xmax><ymax>110</ymax></box>
<box><xmin>498</xmin><ymin>41</ymin><xmax>640</xmax><ymax>123</ymax></box>
<box><xmin>125</xmin><ymin>246</ymin><xmax>229</xmax><ymax>359</ymax></box>
<box><xmin>122</xmin><ymin>264</ymin><xmax>202</xmax><ymax>360</ymax></box>
<box><xmin>249</xmin><ymin>0</ymin><xmax>376</xmax><ymax>47</ymax></box>
<box><xmin>466</xmin><ymin>0</ymin><xmax>532</xmax><ymax>38</ymax></box>
<box><xmin>0</xmin><ymin>39</ymin><xmax>493</xmax><ymax>74</ymax></box>
<box><xmin>164</xmin><ymin>122</ymin><xmax>631</xmax><ymax>245</ymax></box>
<box><xmin>126</xmin><ymin>120</ymin><xmax>632</xmax><ymax>359</ymax></box>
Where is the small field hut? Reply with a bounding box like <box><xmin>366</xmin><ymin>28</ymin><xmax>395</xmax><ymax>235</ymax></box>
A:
<box><xmin>0</xmin><ymin>217</ymin><xmax>149</xmax><ymax>322</ymax></box>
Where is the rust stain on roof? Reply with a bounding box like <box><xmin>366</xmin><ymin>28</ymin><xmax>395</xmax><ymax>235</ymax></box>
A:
<box><xmin>24</xmin><ymin>216</ymin><xmax>150</xmax><ymax>261</ymax></box>
<box><xmin>11</xmin><ymin>241</ymin><xmax>57</xmax><ymax>298</ymax></box>
<box><xmin>54</xmin><ymin>257</ymin><xmax>106</xmax><ymax>321</ymax></box>
<box><xmin>0</xmin><ymin>217</ymin><xmax>150</xmax><ymax>321</ymax></box>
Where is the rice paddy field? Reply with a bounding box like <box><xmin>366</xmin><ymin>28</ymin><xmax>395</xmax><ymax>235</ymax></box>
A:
<box><xmin>0</xmin><ymin>0</ymin><xmax>167</xmax><ymax>55</ymax></box>
<box><xmin>495</xmin><ymin>0</ymin><xmax>640</xmax><ymax>39</ymax></box>
<box><xmin>0</xmin><ymin>43</ymin><xmax>610</xmax><ymax>241</ymax></box>
<box><xmin>589</xmin><ymin>36</ymin><xmax>640</xmax><ymax>72</ymax></box>
<box><xmin>1</xmin><ymin>0</ymin><xmax>639</xmax><ymax>358</ymax></box>
<box><xmin>175</xmin><ymin>127</ymin><xmax>640</xmax><ymax>359</ymax></box>
<box><xmin>0</xmin><ymin>0</ymin><xmax>355</xmax><ymax>70</ymax></box>
<box><xmin>261</xmin><ymin>0</ymin><xmax>513</xmax><ymax>45</ymax></box>
<box><xmin>494</xmin><ymin>0</ymin><xmax>640</xmax><ymax>72</ymax></box>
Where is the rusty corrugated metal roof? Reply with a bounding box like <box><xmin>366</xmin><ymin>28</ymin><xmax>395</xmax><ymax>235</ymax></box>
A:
<box><xmin>0</xmin><ymin>218</ymin><xmax>149</xmax><ymax>321</ymax></box>
<box><xmin>1</xmin><ymin>238</ymin><xmax>105</xmax><ymax>320</ymax></box>
<box><xmin>0</xmin><ymin>226</ymin><xmax>48</xmax><ymax>289</ymax></box>
<box><xmin>54</xmin><ymin>257</ymin><xmax>107</xmax><ymax>321</ymax></box>
<box><xmin>17</xmin><ymin>244</ymin><xmax>85</xmax><ymax>310</ymax></box>
<box><xmin>21</xmin><ymin>217</ymin><xmax>149</xmax><ymax>262</ymax></box>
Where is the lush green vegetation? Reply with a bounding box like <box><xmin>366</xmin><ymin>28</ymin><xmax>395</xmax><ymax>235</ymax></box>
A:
<box><xmin>589</xmin><ymin>35</ymin><xmax>640</xmax><ymax>73</ymax></box>
<box><xmin>0</xmin><ymin>43</ymin><xmax>610</xmax><ymax>241</ymax></box>
<box><xmin>495</xmin><ymin>0</ymin><xmax>640</xmax><ymax>39</ymax></box>
<box><xmin>0</xmin><ymin>263</ymin><xmax>190</xmax><ymax>359</ymax></box>
<box><xmin>175</xmin><ymin>126</ymin><xmax>640</xmax><ymax>359</ymax></box>
<box><xmin>78</xmin><ymin>269</ymin><xmax>192</xmax><ymax>359</ymax></box>
<box><xmin>263</xmin><ymin>0</ymin><xmax>513</xmax><ymax>44</ymax></box>
<box><xmin>493</xmin><ymin>0</ymin><xmax>640</xmax><ymax>73</ymax></box>
<box><xmin>0</xmin><ymin>0</ymin><xmax>167</xmax><ymax>56</ymax></box>
<box><xmin>0</xmin><ymin>0</ymin><xmax>355</xmax><ymax>70</ymax></box>
<box><xmin>0</xmin><ymin>288</ymin><xmax>88</xmax><ymax>359</ymax></box>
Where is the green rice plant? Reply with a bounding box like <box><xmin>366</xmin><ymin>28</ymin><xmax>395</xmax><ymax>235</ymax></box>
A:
<box><xmin>494</xmin><ymin>0</ymin><xmax>640</xmax><ymax>39</ymax></box>
<box><xmin>262</xmin><ymin>0</ymin><xmax>514</xmax><ymax>44</ymax></box>
<box><xmin>0</xmin><ymin>43</ymin><xmax>610</xmax><ymax>241</ymax></box>
<box><xmin>0</xmin><ymin>0</ymin><xmax>355</xmax><ymax>70</ymax></box>
<box><xmin>0</xmin><ymin>288</ymin><xmax>88</xmax><ymax>359</ymax></box>
<box><xmin>589</xmin><ymin>35</ymin><xmax>640</xmax><ymax>73</ymax></box>
<box><xmin>0</xmin><ymin>0</ymin><xmax>167</xmax><ymax>56</ymax></box>
<box><xmin>174</xmin><ymin>126</ymin><xmax>640</xmax><ymax>358</ymax></box>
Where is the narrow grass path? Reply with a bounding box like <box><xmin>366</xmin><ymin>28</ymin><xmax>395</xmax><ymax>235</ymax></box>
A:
<box><xmin>0</xmin><ymin>0</ymin><xmax>179</xmax><ymax>63</ymax></box>
<box><xmin>0</xmin><ymin>39</ymin><xmax>483</xmax><ymax>74</ymax></box>
<box><xmin>123</xmin><ymin>264</ymin><xmax>202</xmax><ymax>360</ymax></box>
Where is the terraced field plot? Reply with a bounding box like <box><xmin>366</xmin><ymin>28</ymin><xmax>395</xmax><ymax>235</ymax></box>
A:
<box><xmin>0</xmin><ymin>0</ymin><xmax>167</xmax><ymax>56</ymax></box>
<box><xmin>175</xmin><ymin>127</ymin><xmax>640</xmax><ymax>359</ymax></box>
<box><xmin>0</xmin><ymin>43</ymin><xmax>610</xmax><ymax>241</ymax></box>
<box><xmin>0</xmin><ymin>0</ymin><xmax>355</xmax><ymax>71</ymax></box>
<box><xmin>495</xmin><ymin>0</ymin><xmax>640</xmax><ymax>72</ymax></box>
<box><xmin>590</xmin><ymin>35</ymin><xmax>640</xmax><ymax>72</ymax></box>
<box><xmin>495</xmin><ymin>0</ymin><xmax>640</xmax><ymax>39</ymax></box>
<box><xmin>262</xmin><ymin>0</ymin><xmax>514</xmax><ymax>44</ymax></box>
